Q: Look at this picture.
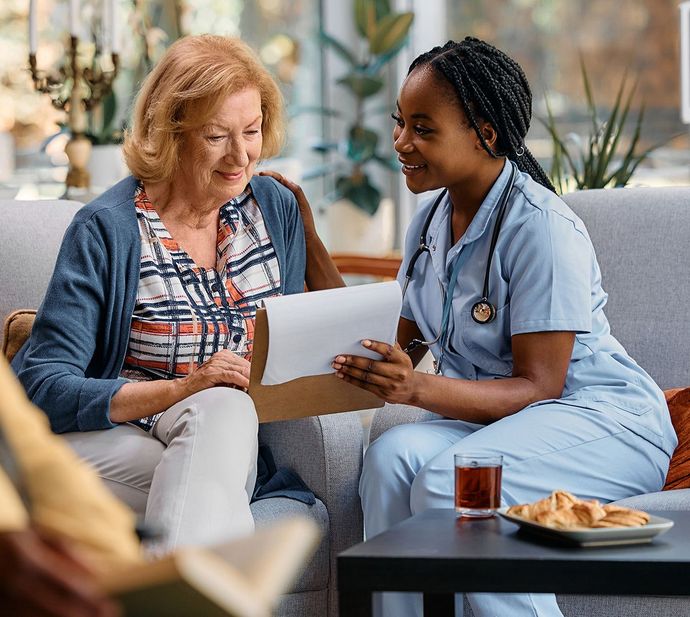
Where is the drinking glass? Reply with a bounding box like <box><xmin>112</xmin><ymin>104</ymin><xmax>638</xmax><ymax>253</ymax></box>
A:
<box><xmin>454</xmin><ymin>453</ymin><xmax>503</xmax><ymax>518</ymax></box>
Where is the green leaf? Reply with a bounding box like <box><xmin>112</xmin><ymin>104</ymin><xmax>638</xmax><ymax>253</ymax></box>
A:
<box><xmin>320</xmin><ymin>31</ymin><xmax>357</xmax><ymax>68</ymax></box>
<box><xmin>373</xmin><ymin>153</ymin><xmax>401</xmax><ymax>172</ymax></box>
<box><xmin>592</xmin><ymin>73</ymin><xmax>633</xmax><ymax>186</ymax></box>
<box><xmin>542</xmin><ymin>97</ymin><xmax>567</xmax><ymax>194</ymax></box>
<box><xmin>354</xmin><ymin>0</ymin><xmax>392</xmax><ymax>39</ymax></box>
<box><xmin>347</xmin><ymin>126</ymin><xmax>379</xmax><ymax>162</ymax></box>
<box><xmin>607</xmin><ymin>104</ymin><xmax>645</xmax><ymax>187</ymax></box>
<box><xmin>337</xmin><ymin>73</ymin><xmax>385</xmax><ymax>98</ymax></box>
<box><xmin>310</xmin><ymin>141</ymin><xmax>340</xmax><ymax>153</ymax></box>
<box><xmin>335</xmin><ymin>173</ymin><xmax>382</xmax><ymax>215</ymax></box>
<box><xmin>370</xmin><ymin>12</ymin><xmax>414</xmax><ymax>55</ymax></box>
<box><xmin>539</xmin><ymin>113</ymin><xmax>581</xmax><ymax>188</ymax></box>
<box><xmin>579</xmin><ymin>55</ymin><xmax>599</xmax><ymax>139</ymax></box>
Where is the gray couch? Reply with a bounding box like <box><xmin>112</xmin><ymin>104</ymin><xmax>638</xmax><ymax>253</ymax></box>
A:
<box><xmin>0</xmin><ymin>199</ymin><xmax>363</xmax><ymax>617</ymax></box>
<box><xmin>370</xmin><ymin>186</ymin><xmax>690</xmax><ymax>616</ymax></box>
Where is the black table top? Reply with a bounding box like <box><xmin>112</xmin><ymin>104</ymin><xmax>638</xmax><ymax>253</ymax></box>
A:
<box><xmin>338</xmin><ymin>509</ymin><xmax>690</xmax><ymax>595</ymax></box>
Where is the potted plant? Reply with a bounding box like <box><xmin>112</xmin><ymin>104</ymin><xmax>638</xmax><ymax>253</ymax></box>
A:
<box><xmin>302</xmin><ymin>0</ymin><xmax>413</xmax><ymax>253</ymax></box>
<box><xmin>542</xmin><ymin>58</ymin><xmax>680</xmax><ymax>194</ymax></box>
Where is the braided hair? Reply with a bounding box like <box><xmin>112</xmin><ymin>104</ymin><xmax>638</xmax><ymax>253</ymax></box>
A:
<box><xmin>409</xmin><ymin>37</ymin><xmax>555</xmax><ymax>192</ymax></box>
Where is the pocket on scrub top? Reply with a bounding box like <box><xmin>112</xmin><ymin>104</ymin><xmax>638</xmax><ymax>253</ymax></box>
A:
<box><xmin>461</xmin><ymin>305</ymin><xmax>512</xmax><ymax>377</ymax></box>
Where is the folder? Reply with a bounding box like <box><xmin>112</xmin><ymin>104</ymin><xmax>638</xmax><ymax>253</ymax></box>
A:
<box><xmin>248</xmin><ymin>308</ymin><xmax>383</xmax><ymax>423</ymax></box>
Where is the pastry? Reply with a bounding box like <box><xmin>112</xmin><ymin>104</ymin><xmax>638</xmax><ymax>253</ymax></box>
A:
<box><xmin>507</xmin><ymin>490</ymin><xmax>649</xmax><ymax>530</ymax></box>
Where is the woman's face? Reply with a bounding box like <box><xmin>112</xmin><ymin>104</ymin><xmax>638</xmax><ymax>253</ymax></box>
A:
<box><xmin>178</xmin><ymin>88</ymin><xmax>263</xmax><ymax>204</ymax></box>
<box><xmin>392</xmin><ymin>68</ymin><xmax>494</xmax><ymax>195</ymax></box>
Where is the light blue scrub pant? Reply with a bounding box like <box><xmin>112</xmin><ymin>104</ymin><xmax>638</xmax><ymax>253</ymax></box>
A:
<box><xmin>359</xmin><ymin>401</ymin><xmax>670</xmax><ymax>617</ymax></box>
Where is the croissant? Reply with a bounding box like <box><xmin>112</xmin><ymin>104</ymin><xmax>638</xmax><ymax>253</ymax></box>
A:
<box><xmin>507</xmin><ymin>490</ymin><xmax>649</xmax><ymax>530</ymax></box>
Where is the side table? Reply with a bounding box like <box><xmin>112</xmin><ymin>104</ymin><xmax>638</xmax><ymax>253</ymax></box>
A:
<box><xmin>338</xmin><ymin>508</ymin><xmax>689</xmax><ymax>616</ymax></box>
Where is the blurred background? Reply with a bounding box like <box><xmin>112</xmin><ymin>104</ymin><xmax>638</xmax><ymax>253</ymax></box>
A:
<box><xmin>2</xmin><ymin>0</ymin><xmax>688</xmax><ymax>252</ymax></box>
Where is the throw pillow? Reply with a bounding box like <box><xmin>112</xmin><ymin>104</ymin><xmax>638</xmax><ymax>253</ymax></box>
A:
<box><xmin>663</xmin><ymin>387</ymin><xmax>690</xmax><ymax>490</ymax></box>
<box><xmin>2</xmin><ymin>309</ymin><xmax>36</xmax><ymax>363</ymax></box>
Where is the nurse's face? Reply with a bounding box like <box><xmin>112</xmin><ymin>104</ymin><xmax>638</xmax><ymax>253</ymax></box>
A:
<box><xmin>392</xmin><ymin>67</ymin><xmax>495</xmax><ymax>195</ymax></box>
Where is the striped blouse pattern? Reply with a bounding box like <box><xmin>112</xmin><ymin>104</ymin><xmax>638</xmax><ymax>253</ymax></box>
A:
<box><xmin>121</xmin><ymin>184</ymin><xmax>281</xmax><ymax>429</ymax></box>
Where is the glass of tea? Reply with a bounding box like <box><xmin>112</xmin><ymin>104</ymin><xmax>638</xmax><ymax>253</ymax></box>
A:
<box><xmin>454</xmin><ymin>453</ymin><xmax>503</xmax><ymax>518</ymax></box>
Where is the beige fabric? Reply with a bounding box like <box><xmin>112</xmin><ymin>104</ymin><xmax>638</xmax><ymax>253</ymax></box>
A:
<box><xmin>0</xmin><ymin>355</ymin><xmax>141</xmax><ymax>569</ymax></box>
<box><xmin>0</xmin><ymin>464</ymin><xmax>28</xmax><ymax>530</ymax></box>
<box><xmin>65</xmin><ymin>387</ymin><xmax>259</xmax><ymax>555</ymax></box>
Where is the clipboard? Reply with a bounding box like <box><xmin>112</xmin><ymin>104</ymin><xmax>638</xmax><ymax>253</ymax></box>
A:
<box><xmin>248</xmin><ymin>308</ymin><xmax>383</xmax><ymax>423</ymax></box>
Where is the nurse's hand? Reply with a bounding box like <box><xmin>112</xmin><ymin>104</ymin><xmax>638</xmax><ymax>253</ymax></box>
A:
<box><xmin>259</xmin><ymin>170</ymin><xmax>345</xmax><ymax>291</ymax></box>
<box><xmin>332</xmin><ymin>339</ymin><xmax>418</xmax><ymax>405</ymax></box>
<box><xmin>258</xmin><ymin>170</ymin><xmax>318</xmax><ymax>243</ymax></box>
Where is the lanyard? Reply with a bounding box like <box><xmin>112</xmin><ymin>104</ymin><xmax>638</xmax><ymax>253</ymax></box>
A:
<box><xmin>434</xmin><ymin>243</ymin><xmax>476</xmax><ymax>374</ymax></box>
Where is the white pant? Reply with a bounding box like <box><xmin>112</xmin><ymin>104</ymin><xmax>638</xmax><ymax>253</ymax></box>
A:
<box><xmin>63</xmin><ymin>387</ymin><xmax>259</xmax><ymax>553</ymax></box>
<box><xmin>360</xmin><ymin>402</ymin><xmax>670</xmax><ymax>617</ymax></box>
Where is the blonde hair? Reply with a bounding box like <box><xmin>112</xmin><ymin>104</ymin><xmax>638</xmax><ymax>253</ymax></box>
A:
<box><xmin>123</xmin><ymin>35</ymin><xmax>285</xmax><ymax>183</ymax></box>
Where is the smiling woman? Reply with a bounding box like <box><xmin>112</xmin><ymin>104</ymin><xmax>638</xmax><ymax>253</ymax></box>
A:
<box><xmin>268</xmin><ymin>36</ymin><xmax>677</xmax><ymax>617</ymax></box>
<box><xmin>12</xmin><ymin>35</ymin><xmax>309</xmax><ymax>555</ymax></box>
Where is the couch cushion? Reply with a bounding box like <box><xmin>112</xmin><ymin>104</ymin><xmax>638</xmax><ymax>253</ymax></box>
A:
<box><xmin>2</xmin><ymin>309</ymin><xmax>35</xmax><ymax>362</ymax></box>
<box><xmin>663</xmin><ymin>387</ymin><xmax>690</xmax><ymax>490</ymax></box>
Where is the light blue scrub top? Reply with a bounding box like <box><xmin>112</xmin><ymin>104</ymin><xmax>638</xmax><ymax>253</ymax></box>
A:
<box><xmin>398</xmin><ymin>160</ymin><xmax>677</xmax><ymax>457</ymax></box>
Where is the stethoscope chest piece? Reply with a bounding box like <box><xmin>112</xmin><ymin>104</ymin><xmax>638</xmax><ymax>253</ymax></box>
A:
<box><xmin>471</xmin><ymin>298</ymin><xmax>496</xmax><ymax>324</ymax></box>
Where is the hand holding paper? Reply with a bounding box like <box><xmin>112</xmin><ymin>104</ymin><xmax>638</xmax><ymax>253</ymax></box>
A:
<box><xmin>260</xmin><ymin>281</ymin><xmax>402</xmax><ymax>386</ymax></box>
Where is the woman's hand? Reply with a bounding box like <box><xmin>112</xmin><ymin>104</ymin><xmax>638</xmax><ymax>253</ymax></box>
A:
<box><xmin>111</xmin><ymin>350</ymin><xmax>251</xmax><ymax>423</ymax></box>
<box><xmin>181</xmin><ymin>349</ymin><xmax>251</xmax><ymax>396</ymax></box>
<box><xmin>332</xmin><ymin>339</ymin><xmax>419</xmax><ymax>405</ymax></box>
<box><xmin>258</xmin><ymin>170</ymin><xmax>318</xmax><ymax>243</ymax></box>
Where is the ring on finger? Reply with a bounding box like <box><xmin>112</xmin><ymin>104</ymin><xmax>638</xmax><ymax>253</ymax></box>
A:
<box><xmin>363</xmin><ymin>369</ymin><xmax>370</xmax><ymax>383</ymax></box>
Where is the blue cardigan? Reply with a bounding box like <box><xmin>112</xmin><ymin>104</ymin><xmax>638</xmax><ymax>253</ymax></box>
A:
<box><xmin>13</xmin><ymin>175</ymin><xmax>306</xmax><ymax>433</ymax></box>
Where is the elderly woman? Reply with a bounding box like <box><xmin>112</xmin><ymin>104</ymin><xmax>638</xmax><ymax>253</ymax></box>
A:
<box><xmin>12</xmin><ymin>35</ymin><xmax>306</xmax><ymax>552</ymax></box>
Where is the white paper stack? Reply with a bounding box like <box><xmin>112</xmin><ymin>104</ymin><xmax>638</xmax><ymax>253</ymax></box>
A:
<box><xmin>260</xmin><ymin>281</ymin><xmax>402</xmax><ymax>386</ymax></box>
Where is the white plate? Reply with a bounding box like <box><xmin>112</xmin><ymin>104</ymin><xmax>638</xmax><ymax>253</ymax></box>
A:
<box><xmin>498</xmin><ymin>507</ymin><xmax>674</xmax><ymax>547</ymax></box>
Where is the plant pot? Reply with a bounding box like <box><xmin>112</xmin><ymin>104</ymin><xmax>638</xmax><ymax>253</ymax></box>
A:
<box><xmin>87</xmin><ymin>144</ymin><xmax>128</xmax><ymax>191</ymax></box>
<box><xmin>326</xmin><ymin>197</ymin><xmax>395</xmax><ymax>255</ymax></box>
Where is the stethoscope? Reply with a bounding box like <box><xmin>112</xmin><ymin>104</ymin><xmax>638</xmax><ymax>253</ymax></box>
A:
<box><xmin>401</xmin><ymin>163</ymin><xmax>517</xmax><ymax>372</ymax></box>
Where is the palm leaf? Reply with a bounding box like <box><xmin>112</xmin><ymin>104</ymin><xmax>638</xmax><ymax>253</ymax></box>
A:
<box><xmin>579</xmin><ymin>55</ymin><xmax>599</xmax><ymax>138</ymax></box>
<box><xmin>606</xmin><ymin>105</ymin><xmax>646</xmax><ymax>186</ymax></box>
<box><xmin>539</xmin><ymin>115</ymin><xmax>582</xmax><ymax>188</ymax></box>
<box><xmin>594</xmin><ymin>75</ymin><xmax>635</xmax><ymax>186</ymax></box>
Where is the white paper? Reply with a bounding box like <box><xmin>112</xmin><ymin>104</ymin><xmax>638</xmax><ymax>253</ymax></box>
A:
<box><xmin>260</xmin><ymin>281</ymin><xmax>402</xmax><ymax>385</ymax></box>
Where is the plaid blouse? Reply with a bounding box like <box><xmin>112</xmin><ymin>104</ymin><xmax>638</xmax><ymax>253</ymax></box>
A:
<box><xmin>121</xmin><ymin>183</ymin><xmax>281</xmax><ymax>429</ymax></box>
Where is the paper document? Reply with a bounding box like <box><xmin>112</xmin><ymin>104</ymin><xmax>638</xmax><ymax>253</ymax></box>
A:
<box><xmin>260</xmin><ymin>281</ymin><xmax>402</xmax><ymax>386</ymax></box>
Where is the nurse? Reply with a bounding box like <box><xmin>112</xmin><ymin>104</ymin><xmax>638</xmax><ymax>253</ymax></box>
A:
<box><xmin>264</xmin><ymin>37</ymin><xmax>677</xmax><ymax>617</ymax></box>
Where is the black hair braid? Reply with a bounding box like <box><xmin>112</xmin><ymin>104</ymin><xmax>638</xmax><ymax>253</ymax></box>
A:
<box><xmin>409</xmin><ymin>37</ymin><xmax>556</xmax><ymax>192</ymax></box>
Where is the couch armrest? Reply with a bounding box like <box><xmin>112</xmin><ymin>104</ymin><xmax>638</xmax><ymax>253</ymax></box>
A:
<box><xmin>258</xmin><ymin>410</ymin><xmax>364</xmax><ymax>537</ymax></box>
<box><xmin>613</xmin><ymin>488</ymin><xmax>690</xmax><ymax>511</ymax></box>
<box><xmin>369</xmin><ymin>403</ymin><xmax>442</xmax><ymax>445</ymax></box>
<box><xmin>259</xmin><ymin>411</ymin><xmax>364</xmax><ymax>615</ymax></box>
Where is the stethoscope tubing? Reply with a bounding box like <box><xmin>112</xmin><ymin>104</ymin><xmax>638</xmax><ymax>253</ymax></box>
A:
<box><xmin>401</xmin><ymin>163</ymin><xmax>517</xmax><ymax>366</ymax></box>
